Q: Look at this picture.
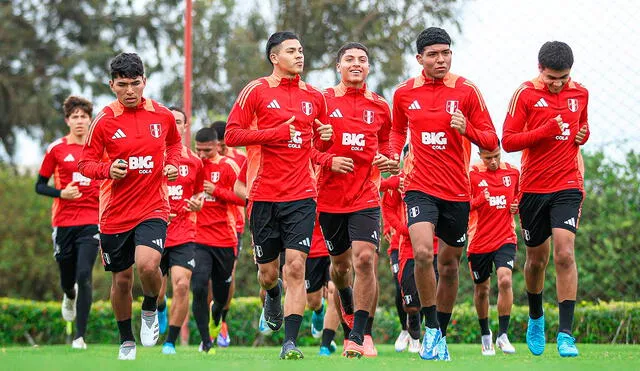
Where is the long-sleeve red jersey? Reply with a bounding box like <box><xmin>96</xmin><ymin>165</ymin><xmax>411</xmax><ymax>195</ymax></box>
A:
<box><xmin>79</xmin><ymin>99</ymin><xmax>182</xmax><ymax>234</ymax></box>
<box><xmin>391</xmin><ymin>71</ymin><xmax>498</xmax><ymax>201</ymax></box>
<box><xmin>225</xmin><ymin>73</ymin><xmax>332</xmax><ymax>202</ymax></box>
<box><xmin>39</xmin><ymin>135</ymin><xmax>100</xmax><ymax>227</ymax></box>
<box><xmin>166</xmin><ymin>146</ymin><xmax>204</xmax><ymax>248</ymax></box>
<box><xmin>224</xmin><ymin>148</ymin><xmax>247</xmax><ymax>234</ymax></box>
<box><xmin>196</xmin><ymin>156</ymin><xmax>245</xmax><ymax>249</ymax></box>
<box><xmin>316</xmin><ymin>83</ymin><xmax>391</xmax><ymax>213</ymax></box>
<box><xmin>467</xmin><ymin>162</ymin><xmax>520</xmax><ymax>255</ymax></box>
<box><xmin>502</xmin><ymin>77</ymin><xmax>589</xmax><ymax>193</ymax></box>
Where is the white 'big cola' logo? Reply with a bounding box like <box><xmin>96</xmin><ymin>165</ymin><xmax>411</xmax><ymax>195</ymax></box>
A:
<box><xmin>489</xmin><ymin>195</ymin><xmax>507</xmax><ymax>209</ymax></box>
<box><xmin>421</xmin><ymin>132</ymin><xmax>447</xmax><ymax>150</ymax></box>
<box><xmin>129</xmin><ymin>156</ymin><xmax>154</xmax><ymax>174</ymax></box>
<box><xmin>556</xmin><ymin>122</ymin><xmax>571</xmax><ymax>141</ymax></box>
<box><xmin>288</xmin><ymin>131</ymin><xmax>302</xmax><ymax>149</ymax></box>
<box><xmin>342</xmin><ymin>133</ymin><xmax>365</xmax><ymax>151</ymax></box>
<box><xmin>168</xmin><ymin>185</ymin><xmax>183</xmax><ymax>200</ymax></box>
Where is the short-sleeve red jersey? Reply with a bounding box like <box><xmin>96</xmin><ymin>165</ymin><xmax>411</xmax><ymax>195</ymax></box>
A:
<box><xmin>308</xmin><ymin>215</ymin><xmax>329</xmax><ymax>258</ymax></box>
<box><xmin>39</xmin><ymin>135</ymin><xmax>99</xmax><ymax>227</ymax></box>
<box><xmin>391</xmin><ymin>71</ymin><xmax>498</xmax><ymax>201</ymax></box>
<box><xmin>316</xmin><ymin>83</ymin><xmax>391</xmax><ymax>213</ymax></box>
<box><xmin>467</xmin><ymin>162</ymin><xmax>520</xmax><ymax>255</ymax></box>
<box><xmin>502</xmin><ymin>77</ymin><xmax>589</xmax><ymax>193</ymax></box>
<box><xmin>225</xmin><ymin>73</ymin><xmax>332</xmax><ymax>202</ymax></box>
<box><xmin>79</xmin><ymin>99</ymin><xmax>182</xmax><ymax>234</ymax></box>
<box><xmin>166</xmin><ymin>146</ymin><xmax>204</xmax><ymax>248</ymax></box>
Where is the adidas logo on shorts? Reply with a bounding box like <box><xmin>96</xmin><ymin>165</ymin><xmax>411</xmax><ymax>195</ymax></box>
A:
<box><xmin>298</xmin><ymin>238</ymin><xmax>311</xmax><ymax>247</ymax></box>
<box><xmin>564</xmin><ymin>217</ymin><xmax>576</xmax><ymax>227</ymax></box>
<box><xmin>187</xmin><ymin>259</ymin><xmax>196</xmax><ymax>268</ymax></box>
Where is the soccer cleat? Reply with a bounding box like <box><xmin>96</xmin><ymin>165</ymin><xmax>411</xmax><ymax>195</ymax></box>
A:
<box><xmin>158</xmin><ymin>301</ymin><xmax>168</xmax><ymax>335</ymax></box>
<box><xmin>318</xmin><ymin>346</ymin><xmax>331</xmax><ymax>356</ymax></box>
<box><xmin>198</xmin><ymin>341</ymin><xmax>216</xmax><ymax>354</ymax></box>
<box><xmin>557</xmin><ymin>332</ymin><xmax>579</xmax><ymax>357</ymax></box>
<box><xmin>258</xmin><ymin>308</ymin><xmax>273</xmax><ymax>335</ymax></box>
<box><xmin>481</xmin><ymin>330</ymin><xmax>496</xmax><ymax>356</ymax></box>
<box><xmin>329</xmin><ymin>340</ymin><xmax>337</xmax><ymax>354</ymax></box>
<box><xmin>61</xmin><ymin>283</ymin><xmax>78</xmax><ymax>322</ymax></box>
<box><xmin>343</xmin><ymin>339</ymin><xmax>365</xmax><ymax>358</ymax></box>
<box><xmin>339</xmin><ymin>305</ymin><xmax>354</xmax><ymax>330</ymax></box>
<box><xmin>363</xmin><ymin>334</ymin><xmax>378</xmax><ymax>357</ymax></box>
<box><xmin>436</xmin><ymin>336</ymin><xmax>451</xmax><ymax>361</ymax></box>
<box><xmin>279</xmin><ymin>339</ymin><xmax>304</xmax><ymax>360</ymax></box>
<box><xmin>419</xmin><ymin>327</ymin><xmax>441</xmax><ymax>360</ymax></box>
<box><xmin>394</xmin><ymin>330</ymin><xmax>410</xmax><ymax>352</ymax></box>
<box><xmin>162</xmin><ymin>342</ymin><xmax>176</xmax><ymax>355</ymax></box>
<box><xmin>140</xmin><ymin>310</ymin><xmax>160</xmax><ymax>347</ymax></box>
<box><xmin>311</xmin><ymin>301</ymin><xmax>325</xmax><ymax>339</ymax></box>
<box><xmin>71</xmin><ymin>336</ymin><xmax>87</xmax><ymax>350</ymax></box>
<box><xmin>526</xmin><ymin>314</ymin><xmax>546</xmax><ymax>356</ymax></box>
<box><xmin>408</xmin><ymin>337</ymin><xmax>421</xmax><ymax>353</ymax></box>
<box><xmin>496</xmin><ymin>333</ymin><xmax>516</xmax><ymax>354</ymax></box>
<box><xmin>263</xmin><ymin>279</ymin><xmax>283</xmax><ymax>331</ymax></box>
<box><xmin>217</xmin><ymin>321</ymin><xmax>230</xmax><ymax>347</ymax></box>
<box><xmin>118</xmin><ymin>341</ymin><xmax>136</xmax><ymax>360</ymax></box>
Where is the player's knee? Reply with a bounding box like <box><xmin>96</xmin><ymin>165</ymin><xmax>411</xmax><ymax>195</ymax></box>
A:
<box><xmin>475</xmin><ymin>283</ymin><xmax>490</xmax><ymax>300</ymax></box>
<box><xmin>136</xmin><ymin>260</ymin><xmax>158</xmax><ymax>277</ymax></box>
<box><xmin>258</xmin><ymin>267</ymin><xmax>278</xmax><ymax>288</ymax></box>
<box><xmin>413</xmin><ymin>246</ymin><xmax>434</xmax><ymax>266</ymax></box>
<box><xmin>285</xmin><ymin>258</ymin><xmax>305</xmax><ymax>281</ymax></box>
<box><xmin>554</xmin><ymin>248</ymin><xmax>575</xmax><ymax>270</ymax></box>
<box><xmin>403</xmin><ymin>304</ymin><xmax>419</xmax><ymax>314</ymax></box>
<box><xmin>76</xmin><ymin>269</ymin><xmax>92</xmax><ymax>286</ymax></box>
<box><xmin>331</xmin><ymin>259</ymin><xmax>351</xmax><ymax>278</ymax></box>
<box><xmin>173</xmin><ymin>277</ymin><xmax>190</xmax><ymax>297</ymax></box>
<box><xmin>353</xmin><ymin>250</ymin><xmax>374</xmax><ymax>274</ymax></box>
<box><xmin>307</xmin><ymin>293</ymin><xmax>322</xmax><ymax>310</ymax></box>
<box><xmin>438</xmin><ymin>259</ymin><xmax>459</xmax><ymax>279</ymax></box>
<box><xmin>113</xmin><ymin>274</ymin><xmax>133</xmax><ymax>293</ymax></box>
<box><xmin>497</xmin><ymin>274</ymin><xmax>512</xmax><ymax>292</ymax></box>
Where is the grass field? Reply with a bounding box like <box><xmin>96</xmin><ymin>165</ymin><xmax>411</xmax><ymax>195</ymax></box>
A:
<box><xmin>3</xmin><ymin>343</ymin><xmax>639</xmax><ymax>371</ymax></box>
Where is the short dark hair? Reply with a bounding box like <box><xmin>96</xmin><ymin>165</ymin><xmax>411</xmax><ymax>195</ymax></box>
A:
<box><xmin>63</xmin><ymin>96</ymin><xmax>93</xmax><ymax>118</ymax></box>
<box><xmin>479</xmin><ymin>139</ymin><xmax>501</xmax><ymax>153</ymax></box>
<box><xmin>168</xmin><ymin>106</ymin><xmax>186</xmax><ymax>122</ymax></box>
<box><xmin>265</xmin><ymin>31</ymin><xmax>300</xmax><ymax>66</ymax></box>
<box><xmin>538</xmin><ymin>41</ymin><xmax>574</xmax><ymax>71</ymax></box>
<box><xmin>110</xmin><ymin>52</ymin><xmax>144</xmax><ymax>79</ymax></box>
<box><xmin>336</xmin><ymin>42</ymin><xmax>369</xmax><ymax>64</ymax></box>
<box><xmin>416</xmin><ymin>27</ymin><xmax>451</xmax><ymax>54</ymax></box>
<box><xmin>210</xmin><ymin>121</ymin><xmax>227</xmax><ymax>141</ymax></box>
<box><xmin>195</xmin><ymin>127</ymin><xmax>217</xmax><ymax>143</ymax></box>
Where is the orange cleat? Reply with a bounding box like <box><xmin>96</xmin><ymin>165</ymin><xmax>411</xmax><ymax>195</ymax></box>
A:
<box><xmin>343</xmin><ymin>340</ymin><xmax>365</xmax><ymax>359</ymax></box>
<box><xmin>363</xmin><ymin>335</ymin><xmax>378</xmax><ymax>357</ymax></box>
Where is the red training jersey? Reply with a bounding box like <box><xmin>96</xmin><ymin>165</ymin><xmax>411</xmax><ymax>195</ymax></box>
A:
<box><xmin>166</xmin><ymin>146</ymin><xmax>204</xmax><ymax>248</ymax></box>
<box><xmin>467</xmin><ymin>162</ymin><xmax>520</xmax><ymax>255</ymax></box>
<box><xmin>316</xmin><ymin>83</ymin><xmax>391</xmax><ymax>213</ymax></box>
<box><xmin>502</xmin><ymin>76</ymin><xmax>589</xmax><ymax>193</ymax></box>
<box><xmin>391</xmin><ymin>71</ymin><xmax>498</xmax><ymax>201</ymax></box>
<box><xmin>225</xmin><ymin>73</ymin><xmax>332</xmax><ymax>202</ymax></box>
<box><xmin>308</xmin><ymin>215</ymin><xmax>329</xmax><ymax>258</ymax></box>
<box><xmin>224</xmin><ymin>147</ymin><xmax>247</xmax><ymax>234</ymax></box>
<box><xmin>39</xmin><ymin>135</ymin><xmax>100</xmax><ymax>227</ymax></box>
<box><xmin>79</xmin><ymin>99</ymin><xmax>182</xmax><ymax>234</ymax></box>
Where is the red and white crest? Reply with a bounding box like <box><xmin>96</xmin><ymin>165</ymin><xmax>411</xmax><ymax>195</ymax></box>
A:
<box><xmin>567</xmin><ymin>98</ymin><xmax>579</xmax><ymax>112</ymax></box>
<box><xmin>363</xmin><ymin>110</ymin><xmax>375</xmax><ymax>124</ymax></box>
<box><xmin>502</xmin><ymin>175</ymin><xmax>512</xmax><ymax>187</ymax></box>
<box><xmin>150</xmin><ymin>123</ymin><xmax>162</xmax><ymax>138</ymax></box>
<box><xmin>445</xmin><ymin>100</ymin><xmax>459</xmax><ymax>114</ymax></box>
<box><xmin>301</xmin><ymin>101</ymin><xmax>313</xmax><ymax>116</ymax></box>
<box><xmin>179</xmin><ymin>165</ymin><xmax>189</xmax><ymax>177</ymax></box>
<box><xmin>211</xmin><ymin>172</ymin><xmax>220</xmax><ymax>183</ymax></box>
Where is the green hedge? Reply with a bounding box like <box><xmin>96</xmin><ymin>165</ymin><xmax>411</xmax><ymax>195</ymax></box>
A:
<box><xmin>2</xmin><ymin>297</ymin><xmax>638</xmax><ymax>346</ymax></box>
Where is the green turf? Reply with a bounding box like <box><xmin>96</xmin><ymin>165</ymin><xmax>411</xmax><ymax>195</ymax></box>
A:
<box><xmin>2</xmin><ymin>344</ymin><xmax>639</xmax><ymax>371</ymax></box>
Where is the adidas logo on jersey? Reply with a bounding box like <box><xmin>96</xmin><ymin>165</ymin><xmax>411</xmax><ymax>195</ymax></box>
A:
<box><xmin>112</xmin><ymin>129</ymin><xmax>126</xmax><ymax>139</ymax></box>
<box><xmin>329</xmin><ymin>109</ymin><xmax>343</xmax><ymax>118</ymax></box>
<box><xmin>478</xmin><ymin>180</ymin><xmax>488</xmax><ymax>187</ymax></box>
<box><xmin>298</xmin><ymin>237</ymin><xmax>311</xmax><ymax>247</ymax></box>
<box><xmin>533</xmin><ymin>98</ymin><xmax>549</xmax><ymax>108</ymax></box>
<box><xmin>152</xmin><ymin>239</ymin><xmax>164</xmax><ymax>249</ymax></box>
<box><xmin>408</xmin><ymin>100</ymin><xmax>421</xmax><ymax>110</ymax></box>
<box><xmin>267</xmin><ymin>99</ymin><xmax>281</xmax><ymax>109</ymax></box>
<box><xmin>63</xmin><ymin>154</ymin><xmax>75</xmax><ymax>162</ymax></box>
<box><xmin>564</xmin><ymin>217</ymin><xmax>576</xmax><ymax>227</ymax></box>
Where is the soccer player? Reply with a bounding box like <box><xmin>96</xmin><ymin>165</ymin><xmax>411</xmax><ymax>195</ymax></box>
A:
<box><xmin>78</xmin><ymin>52</ymin><xmax>182</xmax><ymax>360</ymax></box>
<box><xmin>317</xmin><ymin>42</ymin><xmax>392</xmax><ymax>358</ymax></box>
<box><xmin>156</xmin><ymin>106</ymin><xmax>205</xmax><ymax>354</ymax></box>
<box><xmin>502</xmin><ymin>41</ymin><xmax>589</xmax><ymax>357</ymax></box>
<box><xmin>36</xmin><ymin>96</ymin><xmax>100</xmax><ymax>350</ymax></box>
<box><xmin>391</xmin><ymin>27</ymin><xmax>499</xmax><ymax>361</ymax></box>
<box><xmin>467</xmin><ymin>145</ymin><xmax>519</xmax><ymax>355</ymax></box>
<box><xmin>191</xmin><ymin>127</ymin><xmax>244</xmax><ymax>353</ymax></box>
<box><xmin>225</xmin><ymin>31</ymin><xmax>333</xmax><ymax>359</ymax></box>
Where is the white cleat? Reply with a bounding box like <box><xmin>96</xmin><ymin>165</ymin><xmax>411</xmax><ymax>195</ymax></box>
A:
<box><xmin>71</xmin><ymin>336</ymin><xmax>87</xmax><ymax>349</ymax></box>
<box><xmin>496</xmin><ymin>333</ymin><xmax>516</xmax><ymax>354</ymax></box>
<box><xmin>61</xmin><ymin>283</ymin><xmax>78</xmax><ymax>322</ymax></box>
<box><xmin>394</xmin><ymin>330</ymin><xmax>411</xmax><ymax>352</ymax></box>
<box><xmin>140</xmin><ymin>310</ymin><xmax>159</xmax><ymax>347</ymax></box>
<box><xmin>482</xmin><ymin>331</ymin><xmax>496</xmax><ymax>356</ymax></box>
<box><xmin>118</xmin><ymin>341</ymin><xmax>136</xmax><ymax>360</ymax></box>
<box><xmin>408</xmin><ymin>337</ymin><xmax>421</xmax><ymax>353</ymax></box>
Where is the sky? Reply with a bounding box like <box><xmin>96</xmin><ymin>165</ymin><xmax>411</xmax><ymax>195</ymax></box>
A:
<box><xmin>9</xmin><ymin>0</ymin><xmax>640</xmax><ymax>169</ymax></box>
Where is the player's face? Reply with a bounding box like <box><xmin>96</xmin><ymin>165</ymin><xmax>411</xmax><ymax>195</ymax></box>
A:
<box><xmin>171</xmin><ymin>110</ymin><xmax>187</xmax><ymax>137</ymax></box>
<box><xmin>271</xmin><ymin>39</ymin><xmax>304</xmax><ymax>77</ymax></box>
<box><xmin>479</xmin><ymin>147</ymin><xmax>501</xmax><ymax>171</ymax></box>
<box><xmin>417</xmin><ymin>44</ymin><xmax>452</xmax><ymax>80</ymax></box>
<box><xmin>110</xmin><ymin>76</ymin><xmax>146</xmax><ymax>108</ymax></box>
<box><xmin>217</xmin><ymin>141</ymin><xmax>227</xmax><ymax>156</ymax></box>
<box><xmin>539</xmin><ymin>67</ymin><xmax>571</xmax><ymax>94</ymax></box>
<box><xmin>65</xmin><ymin>109</ymin><xmax>91</xmax><ymax>137</ymax></box>
<box><xmin>195</xmin><ymin>141</ymin><xmax>218</xmax><ymax>160</ymax></box>
<box><xmin>337</xmin><ymin>48</ymin><xmax>370</xmax><ymax>87</ymax></box>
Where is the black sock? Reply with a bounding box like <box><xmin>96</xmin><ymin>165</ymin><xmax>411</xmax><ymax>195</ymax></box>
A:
<box><xmin>558</xmin><ymin>300</ymin><xmax>576</xmax><ymax>335</ymax></box>
<box><xmin>321</xmin><ymin>329</ymin><xmax>336</xmax><ymax>348</ymax></box>
<box><xmin>408</xmin><ymin>312</ymin><xmax>421</xmax><ymax>340</ymax></box>
<box><xmin>478</xmin><ymin>317</ymin><xmax>490</xmax><ymax>336</ymax></box>
<box><xmin>498</xmin><ymin>315</ymin><xmax>510</xmax><ymax>336</ymax></box>
<box><xmin>338</xmin><ymin>287</ymin><xmax>354</xmax><ymax>315</ymax></box>
<box><xmin>157</xmin><ymin>300</ymin><xmax>167</xmax><ymax>312</ymax></box>
<box><xmin>284</xmin><ymin>314</ymin><xmax>303</xmax><ymax>342</ymax></box>
<box><xmin>142</xmin><ymin>295</ymin><xmax>158</xmax><ymax>312</ymax></box>
<box><xmin>166</xmin><ymin>325</ymin><xmax>181</xmax><ymax>345</ymax></box>
<box><xmin>527</xmin><ymin>291</ymin><xmax>544</xmax><ymax>319</ymax></box>
<box><xmin>266</xmin><ymin>284</ymin><xmax>280</xmax><ymax>298</ymax></box>
<box><xmin>421</xmin><ymin>305</ymin><xmax>438</xmax><ymax>329</ymax></box>
<box><xmin>437</xmin><ymin>311</ymin><xmax>452</xmax><ymax>337</ymax></box>
<box><xmin>221</xmin><ymin>309</ymin><xmax>229</xmax><ymax>322</ymax></box>
<box><xmin>117</xmin><ymin>318</ymin><xmax>135</xmax><ymax>344</ymax></box>
<box><xmin>349</xmin><ymin>310</ymin><xmax>369</xmax><ymax>345</ymax></box>
<box><xmin>315</xmin><ymin>303</ymin><xmax>324</xmax><ymax>315</ymax></box>
<box><xmin>395</xmin><ymin>283</ymin><xmax>408</xmax><ymax>330</ymax></box>
<box><xmin>211</xmin><ymin>301</ymin><xmax>224</xmax><ymax>326</ymax></box>
<box><xmin>364</xmin><ymin>317</ymin><xmax>374</xmax><ymax>336</ymax></box>
<box><xmin>341</xmin><ymin>322</ymin><xmax>351</xmax><ymax>339</ymax></box>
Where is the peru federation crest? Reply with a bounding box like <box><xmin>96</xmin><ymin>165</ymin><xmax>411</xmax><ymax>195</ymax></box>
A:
<box><xmin>567</xmin><ymin>98</ymin><xmax>579</xmax><ymax>113</ymax></box>
<box><xmin>301</xmin><ymin>101</ymin><xmax>313</xmax><ymax>116</ymax></box>
<box><xmin>502</xmin><ymin>175</ymin><xmax>512</xmax><ymax>187</ymax></box>
<box><xmin>211</xmin><ymin>172</ymin><xmax>220</xmax><ymax>183</ymax></box>
<box><xmin>363</xmin><ymin>110</ymin><xmax>375</xmax><ymax>124</ymax></box>
<box><xmin>445</xmin><ymin>100</ymin><xmax>459</xmax><ymax>114</ymax></box>
<box><xmin>150</xmin><ymin>123</ymin><xmax>162</xmax><ymax>138</ymax></box>
<box><xmin>179</xmin><ymin>165</ymin><xmax>189</xmax><ymax>177</ymax></box>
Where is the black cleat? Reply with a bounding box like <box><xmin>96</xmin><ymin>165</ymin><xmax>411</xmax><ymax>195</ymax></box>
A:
<box><xmin>263</xmin><ymin>278</ymin><xmax>283</xmax><ymax>331</ymax></box>
<box><xmin>280</xmin><ymin>339</ymin><xmax>304</xmax><ymax>360</ymax></box>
